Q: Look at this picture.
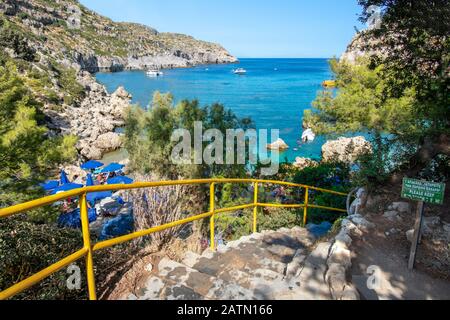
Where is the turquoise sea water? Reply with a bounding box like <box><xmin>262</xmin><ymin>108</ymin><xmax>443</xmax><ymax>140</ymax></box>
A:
<box><xmin>96</xmin><ymin>58</ymin><xmax>333</xmax><ymax>162</ymax></box>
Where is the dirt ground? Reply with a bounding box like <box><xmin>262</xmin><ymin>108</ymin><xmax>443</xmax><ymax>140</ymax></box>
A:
<box><xmin>101</xmin><ymin>183</ymin><xmax>450</xmax><ymax>300</ymax></box>
<box><xmin>350</xmin><ymin>183</ymin><xmax>450</xmax><ymax>300</ymax></box>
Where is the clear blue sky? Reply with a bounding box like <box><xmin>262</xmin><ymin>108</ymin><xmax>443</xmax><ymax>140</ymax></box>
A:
<box><xmin>79</xmin><ymin>0</ymin><xmax>365</xmax><ymax>58</ymax></box>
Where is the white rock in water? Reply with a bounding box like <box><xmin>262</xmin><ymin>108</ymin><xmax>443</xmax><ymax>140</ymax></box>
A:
<box><xmin>302</xmin><ymin>129</ymin><xmax>316</xmax><ymax>142</ymax></box>
<box><xmin>267</xmin><ymin>138</ymin><xmax>289</xmax><ymax>150</ymax></box>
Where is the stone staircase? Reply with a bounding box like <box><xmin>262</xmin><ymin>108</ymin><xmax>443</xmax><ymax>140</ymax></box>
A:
<box><xmin>127</xmin><ymin>227</ymin><xmax>337</xmax><ymax>300</ymax></box>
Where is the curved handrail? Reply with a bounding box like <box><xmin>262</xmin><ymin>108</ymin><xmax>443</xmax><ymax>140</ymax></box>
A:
<box><xmin>0</xmin><ymin>178</ymin><xmax>347</xmax><ymax>218</ymax></box>
<box><xmin>0</xmin><ymin>178</ymin><xmax>348</xmax><ymax>300</ymax></box>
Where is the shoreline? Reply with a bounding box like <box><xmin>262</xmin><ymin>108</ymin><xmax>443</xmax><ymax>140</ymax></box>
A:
<box><xmin>86</xmin><ymin>59</ymin><xmax>240</xmax><ymax>74</ymax></box>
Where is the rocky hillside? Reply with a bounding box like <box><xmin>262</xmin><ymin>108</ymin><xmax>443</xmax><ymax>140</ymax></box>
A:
<box><xmin>1</xmin><ymin>0</ymin><xmax>237</xmax><ymax>72</ymax></box>
<box><xmin>340</xmin><ymin>31</ymin><xmax>387</xmax><ymax>64</ymax></box>
<box><xmin>0</xmin><ymin>0</ymin><xmax>237</xmax><ymax>160</ymax></box>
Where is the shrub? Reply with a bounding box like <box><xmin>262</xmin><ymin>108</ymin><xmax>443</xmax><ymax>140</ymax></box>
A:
<box><xmin>307</xmin><ymin>187</ymin><xmax>348</xmax><ymax>224</ymax></box>
<box><xmin>0</xmin><ymin>216</ymin><xmax>86</xmax><ymax>300</ymax></box>
<box><xmin>0</xmin><ymin>19</ymin><xmax>36</xmax><ymax>61</ymax></box>
<box><xmin>290</xmin><ymin>162</ymin><xmax>351</xmax><ymax>224</ymax></box>
<box><xmin>127</xmin><ymin>174</ymin><xmax>203</xmax><ymax>250</ymax></box>
<box><xmin>215</xmin><ymin>207</ymin><xmax>303</xmax><ymax>242</ymax></box>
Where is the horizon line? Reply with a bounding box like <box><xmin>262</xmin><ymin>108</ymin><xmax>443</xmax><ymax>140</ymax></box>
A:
<box><xmin>236</xmin><ymin>57</ymin><xmax>334</xmax><ymax>59</ymax></box>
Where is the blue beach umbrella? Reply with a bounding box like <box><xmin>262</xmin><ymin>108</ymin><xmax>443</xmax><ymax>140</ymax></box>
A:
<box><xmin>60</xmin><ymin>170</ymin><xmax>70</xmax><ymax>184</ymax></box>
<box><xmin>86</xmin><ymin>174</ymin><xmax>94</xmax><ymax>186</ymax></box>
<box><xmin>81</xmin><ymin>160</ymin><xmax>104</xmax><ymax>170</ymax></box>
<box><xmin>40</xmin><ymin>180</ymin><xmax>59</xmax><ymax>191</ymax></box>
<box><xmin>87</xmin><ymin>191</ymin><xmax>113</xmax><ymax>204</ymax></box>
<box><xmin>100</xmin><ymin>163</ymin><xmax>124</xmax><ymax>173</ymax></box>
<box><xmin>58</xmin><ymin>208</ymin><xmax>97</xmax><ymax>229</ymax></box>
<box><xmin>107</xmin><ymin>176</ymin><xmax>134</xmax><ymax>185</ymax></box>
<box><xmin>51</xmin><ymin>183</ymin><xmax>84</xmax><ymax>195</ymax></box>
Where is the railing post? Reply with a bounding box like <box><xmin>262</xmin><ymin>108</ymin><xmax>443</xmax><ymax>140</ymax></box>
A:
<box><xmin>253</xmin><ymin>181</ymin><xmax>258</xmax><ymax>233</ymax></box>
<box><xmin>303</xmin><ymin>187</ymin><xmax>309</xmax><ymax>227</ymax></box>
<box><xmin>210</xmin><ymin>182</ymin><xmax>215</xmax><ymax>251</ymax></box>
<box><xmin>80</xmin><ymin>192</ymin><xmax>97</xmax><ymax>300</ymax></box>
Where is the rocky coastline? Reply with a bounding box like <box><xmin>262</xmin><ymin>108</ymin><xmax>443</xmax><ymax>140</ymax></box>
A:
<box><xmin>0</xmin><ymin>0</ymin><xmax>238</xmax><ymax>161</ymax></box>
<box><xmin>74</xmin><ymin>47</ymin><xmax>238</xmax><ymax>74</ymax></box>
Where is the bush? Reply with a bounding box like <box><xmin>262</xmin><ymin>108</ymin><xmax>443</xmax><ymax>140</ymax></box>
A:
<box><xmin>0</xmin><ymin>19</ymin><xmax>36</xmax><ymax>61</ymax></box>
<box><xmin>291</xmin><ymin>161</ymin><xmax>350</xmax><ymax>189</ymax></box>
<box><xmin>0</xmin><ymin>216</ymin><xmax>86</xmax><ymax>300</ymax></box>
<box><xmin>127</xmin><ymin>173</ymin><xmax>202</xmax><ymax>250</ymax></box>
<box><xmin>307</xmin><ymin>187</ymin><xmax>348</xmax><ymax>224</ymax></box>
<box><xmin>290</xmin><ymin>162</ymin><xmax>351</xmax><ymax>224</ymax></box>
<box><xmin>215</xmin><ymin>207</ymin><xmax>303</xmax><ymax>242</ymax></box>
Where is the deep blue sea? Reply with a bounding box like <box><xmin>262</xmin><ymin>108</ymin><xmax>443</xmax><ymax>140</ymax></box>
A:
<box><xmin>96</xmin><ymin>58</ymin><xmax>333</xmax><ymax>162</ymax></box>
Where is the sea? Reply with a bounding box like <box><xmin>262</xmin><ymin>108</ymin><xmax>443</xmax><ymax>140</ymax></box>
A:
<box><xmin>96</xmin><ymin>58</ymin><xmax>334</xmax><ymax>162</ymax></box>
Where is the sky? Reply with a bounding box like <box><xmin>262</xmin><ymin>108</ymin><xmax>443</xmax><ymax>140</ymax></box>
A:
<box><xmin>78</xmin><ymin>0</ymin><xmax>366</xmax><ymax>58</ymax></box>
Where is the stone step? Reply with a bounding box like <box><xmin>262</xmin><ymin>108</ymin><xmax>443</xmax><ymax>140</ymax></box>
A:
<box><xmin>191</xmin><ymin>229</ymin><xmax>313</xmax><ymax>279</ymax></box>
<box><xmin>180</xmin><ymin>228</ymin><xmax>317</xmax><ymax>300</ymax></box>
<box><xmin>136</xmin><ymin>275</ymin><xmax>205</xmax><ymax>300</ymax></box>
<box><xmin>288</xmin><ymin>242</ymin><xmax>332</xmax><ymax>300</ymax></box>
<box><xmin>127</xmin><ymin>226</ymin><xmax>329</xmax><ymax>301</ymax></box>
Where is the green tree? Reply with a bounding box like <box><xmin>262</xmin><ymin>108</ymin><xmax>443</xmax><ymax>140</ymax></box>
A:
<box><xmin>304</xmin><ymin>58</ymin><xmax>416</xmax><ymax>182</ymax></box>
<box><xmin>0</xmin><ymin>18</ymin><xmax>36</xmax><ymax>62</ymax></box>
<box><xmin>124</xmin><ymin>92</ymin><xmax>254</xmax><ymax>179</ymax></box>
<box><xmin>355</xmin><ymin>0</ymin><xmax>450</xmax><ymax>180</ymax></box>
<box><xmin>0</xmin><ymin>62</ymin><xmax>77</xmax><ymax>217</ymax></box>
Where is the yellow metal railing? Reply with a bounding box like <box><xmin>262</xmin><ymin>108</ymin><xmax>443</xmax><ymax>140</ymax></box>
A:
<box><xmin>0</xmin><ymin>178</ymin><xmax>348</xmax><ymax>300</ymax></box>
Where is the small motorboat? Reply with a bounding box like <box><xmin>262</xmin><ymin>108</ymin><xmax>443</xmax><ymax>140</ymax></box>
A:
<box><xmin>233</xmin><ymin>68</ymin><xmax>247</xmax><ymax>75</ymax></box>
<box><xmin>322</xmin><ymin>80</ymin><xmax>336</xmax><ymax>88</ymax></box>
<box><xmin>302</xmin><ymin>129</ymin><xmax>316</xmax><ymax>143</ymax></box>
<box><xmin>147</xmin><ymin>69</ymin><xmax>163</xmax><ymax>77</ymax></box>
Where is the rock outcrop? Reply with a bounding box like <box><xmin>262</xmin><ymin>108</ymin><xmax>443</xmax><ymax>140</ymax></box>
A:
<box><xmin>340</xmin><ymin>32</ymin><xmax>386</xmax><ymax>64</ymax></box>
<box><xmin>46</xmin><ymin>71</ymin><xmax>131</xmax><ymax>159</ymax></box>
<box><xmin>1</xmin><ymin>0</ymin><xmax>237</xmax><ymax>73</ymax></box>
<box><xmin>322</xmin><ymin>136</ymin><xmax>372</xmax><ymax>163</ymax></box>
<box><xmin>293</xmin><ymin>157</ymin><xmax>318</xmax><ymax>170</ymax></box>
<box><xmin>267</xmin><ymin>138</ymin><xmax>289</xmax><ymax>151</ymax></box>
<box><xmin>0</xmin><ymin>0</ymin><xmax>237</xmax><ymax>161</ymax></box>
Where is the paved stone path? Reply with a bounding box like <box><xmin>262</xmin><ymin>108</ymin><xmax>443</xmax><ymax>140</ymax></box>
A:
<box><xmin>127</xmin><ymin>227</ymin><xmax>335</xmax><ymax>300</ymax></box>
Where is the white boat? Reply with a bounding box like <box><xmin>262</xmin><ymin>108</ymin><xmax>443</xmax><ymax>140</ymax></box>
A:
<box><xmin>302</xmin><ymin>128</ymin><xmax>316</xmax><ymax>143</ymax></box>
<box><xmin>146</xmin><ymin>69</ymin><xmax>163</xmax><ymax>77</ymax></box>
<box><xmin>233</xmin><ymin>68</ymin><xmax>247</xmax><ymax>75</ymax></box>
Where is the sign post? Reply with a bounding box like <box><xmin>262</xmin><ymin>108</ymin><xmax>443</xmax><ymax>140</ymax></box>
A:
<box><xmin>408</xmin><ymin>201</ymin><xmax>424</xmax><ymax>270</ymax></box>
<box><xmin>401</xmin><ymin>178</ymin><xmax>446</xmax><ymax>270</ymax></box>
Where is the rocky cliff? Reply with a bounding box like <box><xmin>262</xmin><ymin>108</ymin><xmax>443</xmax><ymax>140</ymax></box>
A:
<box><xmin>0</xmin><ymin>0</ymin><xmax>237</xmax><ymax>72</ymax></box>
<box><xmin>340</xmin><ymin>31</ymin><xmax>385</xmax><ymax>64</ymax></box>
<box><xmin>0</xmin><ymin>0</ymin><xmax>237</xmax><ymax>160</ymax></box>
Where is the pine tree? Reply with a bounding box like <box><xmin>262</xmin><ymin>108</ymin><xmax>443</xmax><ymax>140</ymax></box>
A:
<box><xmin>0</xmin><ymin>62</ymin><xmax>77</xmax><ymax>212</ymax></box>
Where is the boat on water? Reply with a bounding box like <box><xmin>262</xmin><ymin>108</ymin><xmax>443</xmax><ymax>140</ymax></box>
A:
<box><xmin>146</xmin><ymin>69</ymin><xmax>164</xmax><ymax>77</ymax></box>
<box><xmin>322</xmin><ymin>80</ymin><xmax>336</xmax><ymax>88</ymax></box>
<box><xmin>233</xmin><ymin>68</ymin><xmax>247</xmax><ymax>75</ymax></box>
<box><xmin>302</xmin><ymin>128</ymin><xmax>316</xmax><ymax>143</ymax></box>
